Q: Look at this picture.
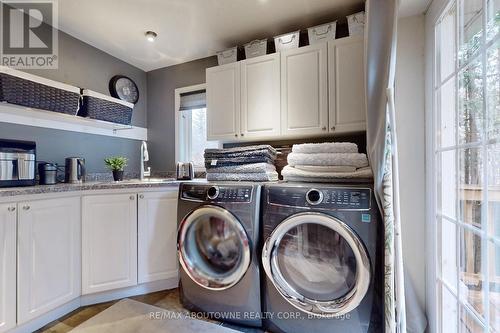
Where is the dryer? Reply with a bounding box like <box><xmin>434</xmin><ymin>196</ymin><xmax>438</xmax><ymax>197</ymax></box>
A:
<box><xmin>260</xmin><ymin>183</ymin><xmax>384</xmax><ymax>333</ymax></box>
<box><xmin>177</xmin><ymin>182</ymin><xmax>262</xmax><ymax>328</ymax></box>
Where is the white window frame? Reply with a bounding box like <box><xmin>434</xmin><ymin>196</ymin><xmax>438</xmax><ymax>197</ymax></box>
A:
<box><xmin>175</xmin><ymin>83</ymin><xmax>220</xmax><ymax>172</ymax></box>
<box><xmin>426</xmin><ymin>0</ymin><xmax>500</xmax><ymax>332</ymax></box>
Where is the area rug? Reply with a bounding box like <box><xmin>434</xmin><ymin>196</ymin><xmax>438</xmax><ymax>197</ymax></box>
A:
<box><xmin>71</xmin><ymin>298</ymin><xmax>240</xmax><ymax>333</ymax></box>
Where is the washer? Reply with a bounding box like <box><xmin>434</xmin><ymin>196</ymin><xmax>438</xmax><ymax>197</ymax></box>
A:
<box><xmin>260</xmin><ymin>183</ymin><xmax>384</xmax><ymax>333</ymax></box>
<box><xmin>177</xmin><ymin>182</ymin><xmax>262</xmax><ymax>327</ymax></box>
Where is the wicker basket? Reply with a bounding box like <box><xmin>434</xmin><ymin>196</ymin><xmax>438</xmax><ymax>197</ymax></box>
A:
<box><xmin>0</xmin><ymin>66</ymin><xmax>80</xmax><ymax>115</ymax></box>
<box><xmin>78</xmin><ymin>89</ymin><xmax>134</xmax><ymax>125</ymax></box>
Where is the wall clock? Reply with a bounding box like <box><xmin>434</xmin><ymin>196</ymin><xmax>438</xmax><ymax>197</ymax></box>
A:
<box><xmin>109</xmin><ymin>75</ymin><xmax>139</xmax><ymax>104</ymax></box>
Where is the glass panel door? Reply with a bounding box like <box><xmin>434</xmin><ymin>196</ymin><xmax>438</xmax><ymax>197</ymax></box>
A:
<box><xmin>434</xmin><ymin>0</ymin><xmax>500</xmax><ymax>331</ymax></box>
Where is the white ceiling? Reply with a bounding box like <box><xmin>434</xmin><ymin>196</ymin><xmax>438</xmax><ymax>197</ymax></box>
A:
<box><xmin>57</xmin><ymin>0</ymin><xmax>429</xmax><ymax>72</ymax></box>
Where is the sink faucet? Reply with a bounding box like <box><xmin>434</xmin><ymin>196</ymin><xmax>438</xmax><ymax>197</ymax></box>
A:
<box><xmin>140</xmin><ymin>141</ymin><xmax>151</xmax><ymax>180</ymax></box>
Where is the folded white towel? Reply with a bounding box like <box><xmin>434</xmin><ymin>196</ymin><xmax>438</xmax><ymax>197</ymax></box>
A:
<box><xmin>287</xmin><ymin>153</ymin><xmax>369</xmax><ymax>168</ymax></box>
<box><xmin>294</xmin><ymin>165</ymin><xmax>357</xmax><ymax>173</ymax></box>
<box><xmin>206</xmin><ymin>163</ymin><xmax>276</xmax><ymax>174</ymax></box>
<box><xmin>282</xmin><ymin>165</ymin><xmax>373</xmax><ymax>182</ymax></box>
<box><xmin>292</xmin><ymin>142</ymin><xmax>358</xmax><ymax>154</ymax></box>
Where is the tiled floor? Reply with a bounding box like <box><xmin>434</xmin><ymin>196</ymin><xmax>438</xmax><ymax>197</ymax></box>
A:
<box><xmin>36</xmin><ymin>289</ymin><xmax>265</xmax><ymax>333</ymax></box>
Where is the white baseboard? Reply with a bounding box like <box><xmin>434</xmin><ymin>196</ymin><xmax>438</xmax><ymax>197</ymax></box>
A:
<box><xmin>10</xmin><ymin>298</ymin><xmax>81</xmax><ymax>333</ymax></box>
<box><xmin>9</xmin><ymin>278</ymin><xmax>179</xmax><ymax>333</ymax></box>
<box><xmin>80</xmin><ymin>277</ymin><xmax>178</xmax><ymax>306</ymax></box>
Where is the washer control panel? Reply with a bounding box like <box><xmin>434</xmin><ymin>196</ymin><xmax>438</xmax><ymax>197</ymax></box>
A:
<box><xmin>268</xmin><ymin>186</ymin><xmax>371</xmax><ymax>210</ymax></box>
<box><xmin>181</xmin><ymin>184</ymin><xmax>253</xmax><ymax>203</ymax></box>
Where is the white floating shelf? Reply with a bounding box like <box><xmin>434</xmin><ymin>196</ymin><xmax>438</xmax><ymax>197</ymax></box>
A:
<box><xmin>0</xmin><ymin>102</ymin><xmax>147</xmax><ymax>141</ymax></box>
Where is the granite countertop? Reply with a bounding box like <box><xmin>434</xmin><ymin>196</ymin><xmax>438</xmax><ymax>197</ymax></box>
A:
<box><xmin>0</xmin><ymin>178</ymin><xmax>207</xmax><ymax>198</ymax></box>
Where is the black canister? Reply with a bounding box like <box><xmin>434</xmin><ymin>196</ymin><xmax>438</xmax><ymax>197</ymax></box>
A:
<box><xmin>38</xmin><ymin>163</ymin><xmax>58</xmax><ymax>185</ymax></box>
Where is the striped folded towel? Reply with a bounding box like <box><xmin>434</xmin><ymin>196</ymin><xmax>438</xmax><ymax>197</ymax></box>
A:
<box><xmin>287</xmin><ymin>153</ymin><xmax>369</xmax><ymax>168</ymax></box>
<box><xmin>206</xmin><ymin>171</ymin><xmax>279</xmax><ymax>182</ymax></box>
<box><xmin>206</xmin><ymin>163</ymin><xmax>276</xmax><ymax>174</ymax></box>
<box><xmin>292</xmin><ymin>142</ymin><xmax>358</xmax><ymax>154</ymax></box>
<box><xmin>204</xmin><ymin>145</ymin><xmax>277</xmax><ymax>159</ymax></box>
<box><xmin>205</xmin><ymin>156</ymin><xmax>274</xmax><ymax>168</ymax></box>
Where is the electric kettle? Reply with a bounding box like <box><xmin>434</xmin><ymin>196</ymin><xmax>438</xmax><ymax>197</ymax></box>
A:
<box><xmin>65</xmin><ymin>157</ymin><xmax>86</xmax><ymax>183</ymax></box>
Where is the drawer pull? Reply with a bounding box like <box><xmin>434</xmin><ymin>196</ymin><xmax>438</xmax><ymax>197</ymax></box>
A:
<box><xmin>139</xmin><ymin>194</ymin><xmax>144</xmax><ymax>199</ymax></box>
<box><xmin>23</xmin><ymin>205</ymin><xmax>30</xmax><ymax>210</ymax></box>
<box><xmin>7</xmin><ymin>206</ymin><xmax>15</xmax><ymax>212</ymax></box>
<box><xmin>130</xmin><ymin>195</ymin><xmax>135</xmax><ymax>200</ymax></box>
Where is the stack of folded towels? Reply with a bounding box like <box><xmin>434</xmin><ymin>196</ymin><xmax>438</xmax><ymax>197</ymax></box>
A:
<box><xmin>281</xmin><ymin>142</ymin><xmax>373</xmax><ymax>182</ymax></box>
<box><xmin>205</xmin><ymin>145</ymin><xmax>279</xmax><ymax>181</ymax></box>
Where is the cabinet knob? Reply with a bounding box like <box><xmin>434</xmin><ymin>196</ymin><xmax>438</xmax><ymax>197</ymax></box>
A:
<box><xmin>23</xmin><ymin>205</ymin><xmax>30</xmax><ymax>210</ymax></box>
<box><xmin>331</xmin><ymin>126</ymin><xmax>335</xmax><ymax>131</ymax></box>
<box><xmin>139</xmin><ymin>194</ymin><xmax>144</xmax><ymax>199</ymax></box>
<box><xmin>234</xmin><ymin>134</ymin><xmax>238</xmax><ymax>137</ymax></box>
<box><xmin>240</xmin><ymin>133</ymin><xmax>244</xmax><ymax>137</ymax></box>
<box><xmin>130</xmin><ymin>195</ymin><xmax>135</xmax><ymax>200</ymax></box>
<box><xmin>7</xmin><ymin>206</ymin><xmax>15</xmax><ymax>212</ymax></box>
<box><xmin>322</xmin><ymin>126</ymin><xmax>327</xmax><ymax>131</ymax></box>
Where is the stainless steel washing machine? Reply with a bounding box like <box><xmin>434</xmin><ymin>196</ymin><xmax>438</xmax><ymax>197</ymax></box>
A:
<box><xmin>177</xmin><ymin>182</ymin><xmax>262</xmax><ymax>328</ymax></box>
<box><xmin>260</xmin><ymin>183</ymin><xmax>384</xmax><ymax>333</ymax></box>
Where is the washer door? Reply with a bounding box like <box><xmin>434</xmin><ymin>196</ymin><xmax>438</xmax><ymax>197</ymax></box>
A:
<box><xmin>178</xmin><ymin>205</ymin><xmax>251</xmax><ymax>291</ymax></box>
<box><xmin>262</xmin><ymin>212</ymin><xmax>370</xmax><ymax>317</ymax></box>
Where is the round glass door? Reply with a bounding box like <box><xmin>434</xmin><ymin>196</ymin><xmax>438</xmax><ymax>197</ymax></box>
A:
<box><xmin>178</xmin><ymin>205</ymin><xmax>251</xmax><ymax>290</ymax></box>
<box><xmin>262</xmin><ymin>212</ymin><xmax>370</xmax><ymax>317</ymax></box>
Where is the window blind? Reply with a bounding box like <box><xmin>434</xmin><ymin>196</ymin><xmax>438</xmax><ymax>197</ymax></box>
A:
<box><xmin>179</xmin><ymin>90</ymin><xmax>206</xmax><ymax>111</ymax></box>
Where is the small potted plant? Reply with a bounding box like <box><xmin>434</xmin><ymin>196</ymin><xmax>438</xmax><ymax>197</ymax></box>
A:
<box><xmin>104</xmin><ymin>156</ymin><xmax>128</xmax><ymax>181</ymax></box>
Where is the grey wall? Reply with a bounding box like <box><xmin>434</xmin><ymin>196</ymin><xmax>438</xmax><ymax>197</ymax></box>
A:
<box><xmin>0</xmin><ymin>124</ymin><xmax>142</xmax><ymax>173</ymax></box>
<box><xmin>147</xmin><ymin>56</ymin><xmax>217</xmax><ymax>172</ymax></box>
<box><xmin>0</xmin><ymin>29</ymin><xmax>148</xmax><ymax>173</ymax></box>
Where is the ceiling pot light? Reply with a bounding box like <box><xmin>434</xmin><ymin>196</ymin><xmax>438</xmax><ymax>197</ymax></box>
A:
<box><xmin>145</xmin><ymin>31</ymin><xmax>157</xmax><ymax>42</ymax></box>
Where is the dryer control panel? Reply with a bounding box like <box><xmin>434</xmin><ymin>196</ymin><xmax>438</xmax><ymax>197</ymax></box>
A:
<box><xmin>268</xmin><ymin>186</ymin><xmax>371</xmax><ymax>210</ymax></box>
<box><xmin>181</xmin><ymin>184</ymin><xmax>253</xmax><ymax>203</ymax></box>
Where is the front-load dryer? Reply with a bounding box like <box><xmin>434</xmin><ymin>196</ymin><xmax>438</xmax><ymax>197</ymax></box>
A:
<box><xmin>177</xmin><ymin>182</ymin><xmax>262</xmax><ymax>328</ymax></box>
<box><xmin>260</xmin><ymin>183</ymin><xmax>384</xmax><ymax>333</ymax></box>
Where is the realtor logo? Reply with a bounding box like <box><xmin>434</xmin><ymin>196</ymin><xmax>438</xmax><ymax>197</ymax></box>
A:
<box><xmin>0</xmin><ymin>0</ymin><xmax>58</xmax><ymax>69</ymax></box>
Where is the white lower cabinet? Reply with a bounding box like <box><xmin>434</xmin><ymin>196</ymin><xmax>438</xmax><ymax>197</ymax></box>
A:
<box><xmin>82</xmin><ymin>193</ymin><xmax>138</xmax><ymax>295</ymax></box>
<box><xmin>138</xmin><ymin>191</ymin><xmax>178</xmax><ymax>283</ymax></box>
<box><xmin>0</xmin><ymin>203</ymin><xmax>16</xmax><ymax>333</ymax></box>
<box><xmin>17</xmin><ymin>197</ymin><xmax>81</xmax><ymax>324</ymax></box>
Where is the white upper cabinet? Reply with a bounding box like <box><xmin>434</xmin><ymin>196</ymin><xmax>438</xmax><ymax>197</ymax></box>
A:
<box><xmin>240</xmin><ymin>53</ymin><xmax>281</xmax><ymax>138</ymax></box>
<box><xmin>17</xmin><ymin>197</ymin><xmax>81</xmax><ymax>324</ymax></box>
<box><xmin>206</xmin><ymin>62</ymin><xmax>241</xmax><ymax>140</ymax></box>
<box><xmin>281</xmin><ymin>43</ymin><xmax>328</xmax><ymax>137</ymax></box>
<box><xmin>328</xmin><ymin>35</ymin><xmax>366</xmax><ymax>133</ymax></box>
<box><xmin>138</xmin><ymin>191</ymin><xmax>178</xmax><ymax>284</ymax></box>
<box><xmin>206</xmin><ymin>36</ymin><xmax>366</xmax><ymax>141</ymax></box>
<box><xmin>0</xmin><ymin>203</ymin><xmax>16</xmax><ymax>333</ymax></box>
<box><xmin>82</xmin><ymin>194</ymin><xmax>137</xmax><ymax>295</ymax></box>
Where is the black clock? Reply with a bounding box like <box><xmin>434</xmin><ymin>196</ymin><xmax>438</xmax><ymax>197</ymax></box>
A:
<box><xmin>109</xmin><ymin>75</ymin><xmax>139</xmax><ymax>104</ymax></box>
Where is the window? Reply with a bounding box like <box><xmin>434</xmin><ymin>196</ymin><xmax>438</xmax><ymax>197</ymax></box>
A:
<box><xmin>175</xmin><ymin>85</ymin><xmax>219</xmax><ymax>171</ymax></box>
<box><xmin>433</xmin><ymin>0</ymin><xmax>499</xmax><ymax>332</ymax></box>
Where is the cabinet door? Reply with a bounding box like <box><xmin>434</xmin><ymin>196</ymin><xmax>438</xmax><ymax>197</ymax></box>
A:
<box><xmin>206</xmin><ymin>62</ymin><xmax>241</xmax><ymax>141</ymax></box>
<box><xmin>17</xmin><ymin>197</ymin><xmax>81</xmax><ymax>324</ymax></box>
<box><xmin>241</xmin><ymin>53</ymin><xmax>281</xmax><ymax>138</ymax></box>
<box><xmin>0</xmin><ymin>204</ymin><xmax>16</xmax><ymax>332</ymax></box>
<box><xmin>281</xmin><ymin>43</ymin><xmax>328</xmax><ymax>137</ymax></box>
<box><xmin>82</xmin><ymin>194</ymin><xmax>137</xmax><ymax>295</ymax></box>
<box><xmin>328</xmin><ymin>36</ymin><xmax>366</xmax><ymax>133</ymax></box>
<box><xmin>138</xmin><ymin>191</ymin><xmax>178</xmax><ymax>284</ymax></box>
